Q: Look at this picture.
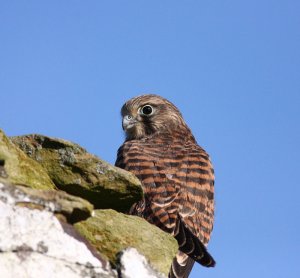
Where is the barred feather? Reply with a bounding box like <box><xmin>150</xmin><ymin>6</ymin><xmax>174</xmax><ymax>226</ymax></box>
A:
<box><xmin>115</xmin><ymin>94</ymin><xmax>215</xmax><ymax>277</ymax></box>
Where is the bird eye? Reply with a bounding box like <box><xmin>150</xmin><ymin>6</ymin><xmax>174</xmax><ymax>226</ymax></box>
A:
<box><xmin>141</xmin><ymin>105</ymin><xmax>153</xmax><ymax>116</ymax></box>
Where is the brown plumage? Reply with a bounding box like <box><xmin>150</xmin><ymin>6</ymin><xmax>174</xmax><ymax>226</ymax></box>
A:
<box><xmin>115</xmin><ymin>94</ymin><xmax>215</xmax><ymax>278</ymax></box>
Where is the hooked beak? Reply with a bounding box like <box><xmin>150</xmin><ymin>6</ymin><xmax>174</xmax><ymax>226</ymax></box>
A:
<box><xmin>122</xmin><ymin>115</ymin><xmax>137</xmax><ymax>131</ymax></box>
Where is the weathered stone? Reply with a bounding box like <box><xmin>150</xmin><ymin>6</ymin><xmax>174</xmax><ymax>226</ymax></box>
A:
<box><xmin>74</xmin><ymin>209</ymin><xmax>178</xmax><ymax>276</ymax></box>
<box><xmin>0</xmin><ymin>182</ymin><xmax>93</xmax><ymax>223</ymax></box>
<box><xmin>0</xmin><ymin>182</ymin><xmax>116</xmax><ymax>278</ymax></box>
<box><xmin>11</xmin><ymin>134</ymin><xmax>143</xmax><ymax>212</ymax></box>
<box><xmin>117</xmin><ymin>248</ymin><xmax>166</xmax><ymax>278</ymax></box>
<box><xmin>0</xmin><ymin>130</ymin><xmax>55</xmax><ymax>189</ymax></box>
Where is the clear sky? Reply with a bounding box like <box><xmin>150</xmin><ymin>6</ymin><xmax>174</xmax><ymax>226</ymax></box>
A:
<box><xmin>1</xmin><ymin>1</ymin><xmax>299</xmax><ymax>277</ymax></box>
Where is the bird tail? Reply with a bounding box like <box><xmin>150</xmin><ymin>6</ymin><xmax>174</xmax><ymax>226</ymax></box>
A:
<box><xmin>169</xmin><ymin>252</ymin><xmax>195</xmax><ymax>278</ymax></box>
<box><xmin>175</xmin><ymin>219</ymin><xmax>215</xmax><ymax>267</ymax></box>
<box><xmin>169</xmin><ymin>219</ymin><xmax>215</xmax><ymax>277</ymax></box>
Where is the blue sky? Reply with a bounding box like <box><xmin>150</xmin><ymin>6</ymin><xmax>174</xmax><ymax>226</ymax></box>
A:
<box><xmin>1</xmin><ymin>1</ymin><xmax>299</xmax><ymax>277</ymax></box>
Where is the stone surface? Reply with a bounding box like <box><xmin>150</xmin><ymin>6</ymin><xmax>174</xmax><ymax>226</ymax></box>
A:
<box><xmin>117</xmin><ymin>248</ymin><xmax>166</xmax><ymax>278</ymax></box>
<box><xmin>0</xmin><ymin>182</ymin><xmax>169</xmax><ymax>278</ymax></box>
<box><xmin>0</xmin><ymin>182</ymin><xmax>115</xmax><ymax>278</ymax></box>
<box><xmin>0</xmin><ymin>130</ymin><xmax>55</xmax><ymax>189</ymax></box>
<box><xmin>12</xmin><ymin>134</ymin><xmax>143</xmax><ymax>212</ymax></box>
<box><xmin>0</xmin><ymin>182</ymin><xmax>93</xmax><ymax>224</ymax></box>
<box><xmin>0</xmin><ymin>130</ymin><xmax>176</xmax><ymax>277</ymax></box>
<box><xmin>74</xmin><ymin>209</ymin><xmax>178</xmax><ymax>276</ymax></box>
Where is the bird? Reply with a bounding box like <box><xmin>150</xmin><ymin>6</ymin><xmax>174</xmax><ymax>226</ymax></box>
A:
<box><xmin>115</xmin><ymin>94</ymin><xmax>215</xmax><ymax>278</ymax></box>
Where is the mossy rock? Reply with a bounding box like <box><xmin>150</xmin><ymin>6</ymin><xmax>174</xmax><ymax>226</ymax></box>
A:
<box><xmin>0</xmin><ymin>129</ymin><xmax>55</xmax><ymax>189</ymax></box>
<box><xmin>0</xmin><ymin>182</ymin><xmax>93</xmax><ymax>223</ymax></box>
<box><xmin>11</xmin><ymin>134</ymin><xmax>143</xmax><ymax>212</ymax></box>
<box><xmin>74</xmin><ymin>209</ymin><xmax>178</xmax><ymax>276</ymax></box>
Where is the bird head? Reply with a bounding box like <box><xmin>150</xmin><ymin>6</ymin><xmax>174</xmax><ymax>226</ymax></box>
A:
<box><xmin>121</xmin><ymin>94</ymin><xmax>189</xmax><ymax>140</ymax></box>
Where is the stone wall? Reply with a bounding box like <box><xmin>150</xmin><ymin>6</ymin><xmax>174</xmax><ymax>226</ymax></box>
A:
<box><xmin>0</xmin><ymin>129</ymin><xmax>178</xmax><ymax>278</ymax></box>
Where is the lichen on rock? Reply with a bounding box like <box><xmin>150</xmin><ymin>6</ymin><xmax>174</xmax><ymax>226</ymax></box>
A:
<box><xmin>74</xmin><ymin>209</ymin><xmax>178</xmax><ymax>276</ymax></box>
<box><xmin>11</xmin><ymin>134</ymin><xmax>143</xmax><ymax>212</ymax></box>
<box><xmin>0</xmin><ymin>129</ymin><xmax>178</xmax><ymax>278</ymax></box>
<box><xmin>0</xmin><ymin>182</ymin><xmax>93</xmax><ymax>223</ymax></box>
<box><xmin>0</xmin><ymin>130</ymin><xmax>56</xmax><ymax>189</ymax></box>
<box><xmin>0</xmin><ymin>181</ymin><xmax>115</xmax><ymax>278</ymax></box>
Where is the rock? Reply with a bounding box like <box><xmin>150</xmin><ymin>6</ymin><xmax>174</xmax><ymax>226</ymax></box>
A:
<box><xmin>117</xmin><ymin>248</ymin><xmax>166</xmax><ymax>278</ymax></box>
<box><xmin>11</xmin><ymin>134</ymin><xmax>143</xmax><ymax>212</ymax></box>
<box><xmin>74</xmin><ymin>209</ymin><xmax>178</xmax><ymax>276</ymax></box>
<box><xmin>0</xmin><ymin>129</ymin><xmax>55</xmax><ymax>189</ymax></box>
<box><xmin>0</xmin><ymin>182</ymin><xmax>174</xmax><ymax>278</ymax></box>
<box><xmin>0</xmin><ymin>182</ymin><xmax>93</xmax><ymax>224</ymax></box>
<box><xmin>1</xmin><ymin>131</ymin><xmax>177</xmax><ymax>277</ymax></box>
<box><xmin>0</xmin><ymin>182</ymin><xmax>116</xmax><ymax>278</ymax></box>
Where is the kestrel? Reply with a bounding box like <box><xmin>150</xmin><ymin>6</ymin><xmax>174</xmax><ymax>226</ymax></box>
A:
<box><xmin>115</xmin><ymin>94</ymin><xmax>215</xmax><ymax>278</ymax></box>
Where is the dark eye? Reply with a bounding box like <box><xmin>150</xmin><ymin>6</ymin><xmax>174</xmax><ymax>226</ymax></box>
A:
<box><xmin>141</xmin><ymin>105</ymin><xmax>153</xmax><ymax>115</ymax></box>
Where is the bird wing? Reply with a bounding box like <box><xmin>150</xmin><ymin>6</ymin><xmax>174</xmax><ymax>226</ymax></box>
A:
<box><xmin>177</xmin><ymin>140</ymin><xmax>215</xmax><ymax>246</ymax></box>
<box><xmin>115</xmin><ymin>135</ymin><xmax>215</xmax><ymax>269</ymax></box>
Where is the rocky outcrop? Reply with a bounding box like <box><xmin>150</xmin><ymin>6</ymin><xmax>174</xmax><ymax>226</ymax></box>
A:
<box><xmin>117</xmin><ymin>248</ymin><xmax>166</xmax><ymax>278</ymax></box>
<box><xmin>0</xmin><ymin>130</ymin><xmax>178</xmax><ymax>278</ymax></box>
<box><xmin>0</xmin><ymin>181</ymin><xmax>114</xmax><ymax>278</ymax></box>
<box><xmin>75</xmin><ymin>210</ymin><xmax>178</xmax><ymax>276</ymax></box>
<box><xmin>11</xmin><ymin>134</ymin><xmax>142</xmax><ymax>212</ymax></box>
<box><xmin>0</xmin><ymin>182</ymin><xmax>93</xmax><ymax>223</ymax></box>
<box><xmin>0</xmin><ymin>130</ymin><xmax>55</xmax><ymax>189</ymax></box>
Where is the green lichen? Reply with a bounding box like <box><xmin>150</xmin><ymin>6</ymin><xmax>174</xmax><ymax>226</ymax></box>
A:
<box><xmin>0</xmin><ymin>130</ymin><xmax>56</xmax><ymax>189</ymax></box>
<box><xmin>1</xmin><ymin>182</ymin><xmax>93</xmax><ymax>223</ymax></box>
<box><xmin>11</xmin><ymin>134</ymin><xmax>143</xmax><ymax>211</ymax></box>
<box><xmin>74</xmin><ymin>209</ymin><xmax>178</xmax><ymax>276</ymax></box>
